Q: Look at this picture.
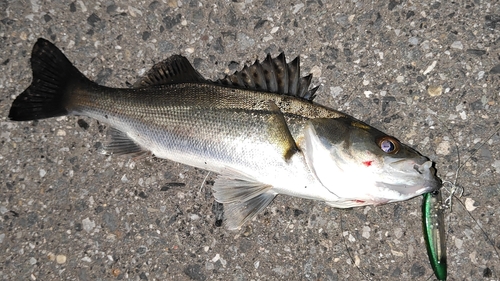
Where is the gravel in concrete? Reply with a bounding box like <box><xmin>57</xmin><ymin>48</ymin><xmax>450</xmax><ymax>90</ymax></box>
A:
<box><xmin>1</xmin><ymin>1</ymin><xmax>499</xmax><ymax>280</ymax></box>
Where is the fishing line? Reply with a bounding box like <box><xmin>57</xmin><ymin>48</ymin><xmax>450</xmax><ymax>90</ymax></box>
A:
<box><xmin>441</xmin><ymin>123</ymin><xmax>500</xmax><ymax>210</ymax></box>
<box><xmin>453</xmin><ymin>192</ymin><xmax>500</xmax><ymax>261</ymax></box>
<box><xmin>449</xmin><ymin>131</ymin><xmax>500</xmax><ymax>261</ymax></box>
<box><xmin>340</xmin><ymin>210</ymin><xmax>371</xmax><ymax>280</ymax></box>
<box><xmin>199</xmin><ymin>171</ymin><xmax>211</xmax><ymax>192</ymax></box>
<box><xmin>437</xmin><ymin>116</ymin><xmax>500</xmax><ymax>271</ymax></box>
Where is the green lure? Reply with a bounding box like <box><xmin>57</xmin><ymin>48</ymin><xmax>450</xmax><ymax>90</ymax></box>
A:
<box><xmin>422</xmin><ymin>191</ymin><xmax>447</xmax><ymax>280</ymax></box>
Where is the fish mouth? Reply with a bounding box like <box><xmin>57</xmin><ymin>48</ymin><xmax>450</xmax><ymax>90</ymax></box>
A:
<box><xmin>414</xmin><ymin>161</ymin><xmax>442</xmax><ymax>192</ymax></box>
<box><xmin>383</xmin><ymin>159</ymin><xmax>442</xmax><ymax>198</ymax></box>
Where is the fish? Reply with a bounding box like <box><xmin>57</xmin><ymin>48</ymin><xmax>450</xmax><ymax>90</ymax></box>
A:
<box><xmin>9</xmin><ymin>38</ymin><xmax>442</xmax><ymax>229</ymax></box>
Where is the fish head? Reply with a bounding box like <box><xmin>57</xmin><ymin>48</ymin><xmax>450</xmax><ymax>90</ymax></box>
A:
<box><xmin>303</xmin><ymin>118</ymin><xmax>442</xmax><ymax>207</ymax></box>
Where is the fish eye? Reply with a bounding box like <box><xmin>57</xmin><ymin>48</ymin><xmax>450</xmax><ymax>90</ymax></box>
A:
<box><xmin>377</xmin><ymin>136</ymin><xmax>400</xmax><ymax>154</ymax></box>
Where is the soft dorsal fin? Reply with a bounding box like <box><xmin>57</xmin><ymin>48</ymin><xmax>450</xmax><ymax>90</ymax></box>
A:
<box><xmin>133</xmin><ymin>55</ymin><xmax>206</xmax><ymax>88</ymax></box>
<box><xmin>216</xmin><ymin>53</ymin><xmax>319</xmax><ymax>101</ymax></box>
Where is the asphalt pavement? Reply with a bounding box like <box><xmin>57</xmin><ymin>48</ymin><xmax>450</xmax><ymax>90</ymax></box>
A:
<box><xmin>1</xmin><ymin>1</ymin><xmax>499</xmax><ymax>280</ymax></box>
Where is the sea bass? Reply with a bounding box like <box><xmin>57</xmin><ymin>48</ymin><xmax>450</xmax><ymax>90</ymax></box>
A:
<box><xmin>9</xmin><ymin>38</ymin><xmax>442</xmax><ymax>229</ymax></box>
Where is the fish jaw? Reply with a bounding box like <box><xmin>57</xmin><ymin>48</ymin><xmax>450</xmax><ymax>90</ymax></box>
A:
<box><xmin>320</xmin><ymin>158</ymin><xmax>441</xmax><ymax>208</ymax></box>
<box><xmin>316</xmin><ymin>157</ymin><xmax>439</xmax><ymax>208</ymax></box>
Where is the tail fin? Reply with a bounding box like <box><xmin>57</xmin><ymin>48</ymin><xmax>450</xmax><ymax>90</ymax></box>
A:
<box><xmin>9</xmin><ymin>38</ymin><xmax>91</xmax><ymax>121</ymax></box>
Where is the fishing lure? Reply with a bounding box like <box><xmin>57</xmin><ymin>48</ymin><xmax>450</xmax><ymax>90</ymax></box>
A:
<box><xmin>422</xmin><ymin>190</ymin><xmax>447</xmax><ymax>280</ymax></box>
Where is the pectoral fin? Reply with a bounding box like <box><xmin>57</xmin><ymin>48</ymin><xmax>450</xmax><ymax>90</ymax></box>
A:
<box><xmin>266</xmin><ymin>101</ymin><xmax>298</xmax><ymax>161</ymax></box>
<box><xmin>98</xmin><ymin>128</ymin><xmax>148</xmax><ymax>157</ymax></box>
<box><xmin>213</xmin><ymin>174</ymin><xmax>277</xmax><ymax>230</ymax></box>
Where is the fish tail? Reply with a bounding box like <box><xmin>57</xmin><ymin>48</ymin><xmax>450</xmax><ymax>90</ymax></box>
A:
<box><xmin>9</xmin><ymin>38</ymin><xmax>93</xmax><ymax>121</ymax></box>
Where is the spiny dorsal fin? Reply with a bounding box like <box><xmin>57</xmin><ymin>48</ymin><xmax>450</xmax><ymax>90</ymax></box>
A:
<box><xmin>133</xmin><ymin>55</ymin><xmax>206</xmax><ymax>88</ymax></box>
<box><xmin>216</xmin><ymin>53</ymin><xmax>319</xmax><ymax>101</ymax></box>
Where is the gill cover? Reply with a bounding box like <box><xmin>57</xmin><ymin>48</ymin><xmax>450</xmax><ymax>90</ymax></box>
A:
<box><xmin>302</xmin><ymin>118</ymin><xmax>351</xmax><ymax>191</ymax></box>
<box><xmin>302</xmin><ymin>117</ymin><xmax>394</xmax><ymax>194</ymax></box>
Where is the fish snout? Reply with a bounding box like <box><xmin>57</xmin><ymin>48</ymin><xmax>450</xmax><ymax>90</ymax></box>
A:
<box><xmin>414</xmin><ymin>161</ymin><xmax>442</xmax><ymax>192</ymax></box>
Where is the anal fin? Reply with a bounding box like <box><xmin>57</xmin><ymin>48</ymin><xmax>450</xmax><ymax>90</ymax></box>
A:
<box><xmin>223</xmin><ymin>192</ymin><xmax>276</xmax><ymax>230</ymax></box>
<box><xmin>98</xmin><ymin>128</ymin><xmax>148</xmax><ymax>157</ymax></box>
<box><xmin>213</xmin><ymin>175</ymin><xmax>277</xmax><ymax>230</ymax></box>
